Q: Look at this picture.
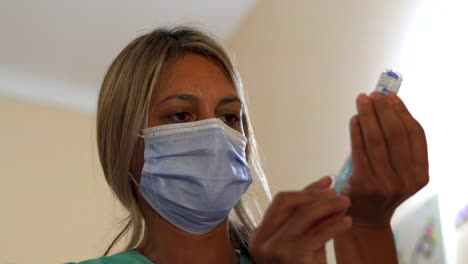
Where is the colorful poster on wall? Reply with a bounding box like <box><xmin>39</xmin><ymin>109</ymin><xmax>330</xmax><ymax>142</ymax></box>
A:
<box><xmin>393</xmin><ymin>194</ymin><xmax>445</xmax><ymax>264</ymax></box>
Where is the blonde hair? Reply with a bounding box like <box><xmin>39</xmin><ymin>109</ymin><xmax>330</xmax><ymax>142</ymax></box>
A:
<box><xmin>96</xmin><ymin>27</ymin><xmax>271</xmax><ymax>254</ymax></box>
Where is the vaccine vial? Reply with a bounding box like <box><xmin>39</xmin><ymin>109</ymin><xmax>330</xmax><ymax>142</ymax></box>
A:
<box><xmin>333</xmin><ymin>70</ymin><xmax>403</xmax><ymax>194</ymax></box>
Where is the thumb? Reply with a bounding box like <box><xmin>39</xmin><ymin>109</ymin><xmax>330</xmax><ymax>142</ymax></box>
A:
<box><xmin>303</xmin><ymin>176</ymin><xmax>333</xmax><ymax>192</ymax></box>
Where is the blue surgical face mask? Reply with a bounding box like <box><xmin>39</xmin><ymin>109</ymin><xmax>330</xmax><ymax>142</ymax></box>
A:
<box><xmin>132</xmin><ymin>118</ymin><xmax>253</xmax><ymax>234</ymax></box>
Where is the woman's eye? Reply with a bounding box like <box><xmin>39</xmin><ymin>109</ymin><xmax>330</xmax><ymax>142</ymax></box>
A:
<box><xmin>219</xmin><ymin>113</ymin><xmax>240</xmax><ymax>125</ymax></box>
<box><xmin>169</xmin><ymin>112</ymin><xmax>192</xmax><ymax>123</ymax></box>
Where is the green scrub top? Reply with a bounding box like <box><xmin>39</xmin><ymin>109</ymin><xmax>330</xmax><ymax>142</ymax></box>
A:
<box><xmin>66</xmin><ymin>249</ymin><xmax>253</xmax><ymax>264</ymax></box>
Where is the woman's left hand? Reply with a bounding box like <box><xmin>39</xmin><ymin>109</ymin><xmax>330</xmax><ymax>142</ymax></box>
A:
<box><xmin>346</xmin><ymin>91</ymin><xmax>429</xmax><ymax>227</ymax></box>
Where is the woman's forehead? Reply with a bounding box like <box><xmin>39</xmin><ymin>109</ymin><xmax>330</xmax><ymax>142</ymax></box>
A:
<box><xmin>153</xmin><ymin>53</ymin><xmax>238</xmax><ymax>103</ymax></box>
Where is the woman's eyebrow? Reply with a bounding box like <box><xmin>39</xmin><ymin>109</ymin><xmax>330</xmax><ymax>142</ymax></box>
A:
<box><xmin>216</xmin><ymin>96</ymin><xmax>242</xmax><ymax>109</ymax></box>
<box><xmin>158</xmin><ymin>93</ymin><xmax>197</xmax><ymax>106</ymax></box>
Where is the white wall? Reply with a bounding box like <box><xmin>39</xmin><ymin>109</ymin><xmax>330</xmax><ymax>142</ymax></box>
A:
<box><xmin>0</xmin><ymin>96</ymin><xmax>125</xmax><ymax>263</ymax></box>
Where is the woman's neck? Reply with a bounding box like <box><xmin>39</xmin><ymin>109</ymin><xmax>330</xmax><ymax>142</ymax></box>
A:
<box><xmin>136</xmin><ymin>202</ymin><xmax>238</xmax><ymax>264</ymax></box>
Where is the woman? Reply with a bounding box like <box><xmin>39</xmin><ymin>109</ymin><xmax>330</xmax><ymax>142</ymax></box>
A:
<box><xmin>69</xmin><ymin>27</ymin><xmax>428</xmax><ymax>263</ymax></box>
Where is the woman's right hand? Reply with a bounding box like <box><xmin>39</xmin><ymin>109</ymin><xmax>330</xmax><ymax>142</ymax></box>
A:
<box><xmin>249</xmin><ymin>176</ymin><xmax>352</xmax><ymax>264</ymax></box>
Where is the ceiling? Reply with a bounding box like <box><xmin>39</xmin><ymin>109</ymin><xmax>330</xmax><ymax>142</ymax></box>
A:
<box><xmin>0</xmin><ymin>0</ymin><xmax>256</xmax><ymax>112</ymax></box>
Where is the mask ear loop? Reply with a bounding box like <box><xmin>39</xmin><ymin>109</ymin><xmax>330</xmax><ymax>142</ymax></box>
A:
<box><xmin>129</xmin><ymin>98</ymin><xmax>150</xmax><ymax>188</ymax></box>
<box><xmin>128</xmin><ymin>172</ymin><xmax>143</xmax><ymax>207</ymax></box>
<box><xmin>129</xmin><ymin>172</ymin><xmax>141</xmax><ymax>188</ymax></box>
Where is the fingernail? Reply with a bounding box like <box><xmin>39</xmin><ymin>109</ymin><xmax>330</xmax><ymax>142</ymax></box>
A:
<box><xmin>351</xmin><ymin>115</ymin><xmax>359</xmax><ymax>125</ymax></box>
<box><xmin>370</xmin><ymin>91</ymin><xmax>382</xmax><ymax>99</ymax></box>
<box><xmin>340</xmin><ymin>195</ymin><xmax>351</xmax><ymax>206</ymax></box>
<box><xmin>357</xmin><ymin>93</ymin><xmax>370</xmax><ymax>104</ymax></box>
<box><xmin>387</xmin><ymin>93</ymin><xmax>400</xmax><ymax>104</ymax></box>
<box><xmin>317</xmin><ymin>176</ymin><xmax>332</xmax><ymax>188</ymax></box>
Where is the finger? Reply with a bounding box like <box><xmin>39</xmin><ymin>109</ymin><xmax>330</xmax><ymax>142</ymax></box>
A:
<box><xmin>303</xmin><ymin>176</ymin><xmax>333</xmax><ymax>192</ymax></box>
<box><xmin>255</xmin><ymin>189</ymin><xmax>337</xmax><ymax>241</ymax></box>
<box><xmin>371</xmin><ymin>92</ymin><xmax>411</xmax><ymax>176</ymax></box>
<box><xmin>314</xmin><ymin>207</ymin><xmax>347</xmax><ymax>227</ymax></box>
<box><xmin>276</xmin><ymin>195</ymin><xmax>351</xmax><ymax>239</ymax></box>
<box><xmin>356</xmin><ymin>93</ymin><xmax>393</xmax><ymax>176</ymax></box>
<box><xmin>388</xmin><ymin>93</ymin><xmax>429</xmax><ymax>171</ymax></box>
<box><xmin>304</xmin><ymin>214</ymin><xmax>352</xmax><ymax>249</ymax></box>
<box><xmin>349</xmin><ymin>115</ymin><xmax>372</xmax><ymax>186</ymax></box>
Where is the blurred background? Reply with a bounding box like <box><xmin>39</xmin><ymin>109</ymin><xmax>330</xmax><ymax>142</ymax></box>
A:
<box><xmin>1</xmin><ymin>0</ymin><xmax>467</xmax><ymax>263</ymax></box>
